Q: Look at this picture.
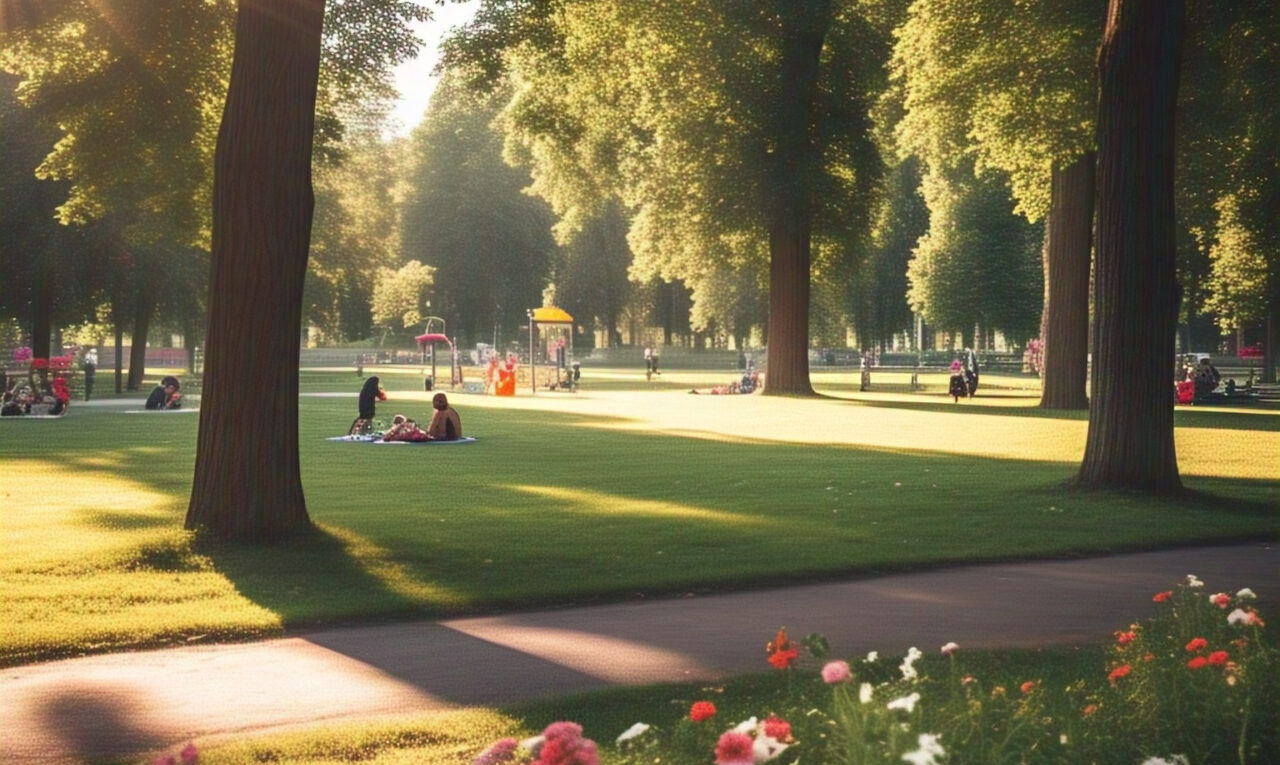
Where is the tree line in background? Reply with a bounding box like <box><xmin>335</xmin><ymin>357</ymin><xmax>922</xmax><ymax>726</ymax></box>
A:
<box><xmin>1</xmin><ymin>0</ymin><xmax>1276</xmax><ymax>534</ymax></box>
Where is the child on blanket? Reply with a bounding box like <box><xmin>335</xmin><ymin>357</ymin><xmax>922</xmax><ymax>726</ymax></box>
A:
<box><xmin>382</xmin><ymin>414</ymin><xmax>428</xmax><ymax>442</ymax></box>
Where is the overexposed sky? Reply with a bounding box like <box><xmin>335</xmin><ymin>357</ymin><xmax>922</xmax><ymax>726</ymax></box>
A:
<box><xmin>387</xmin><ymin>1</ymin><xmax>479</xmax><ymax>137</ymax></box>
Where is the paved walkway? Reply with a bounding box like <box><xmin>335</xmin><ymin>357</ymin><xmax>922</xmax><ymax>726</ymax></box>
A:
<box><xmin>2</xmin><ymin>542</ymin><xmax>1275</xmax><ymax>764</ymax></box>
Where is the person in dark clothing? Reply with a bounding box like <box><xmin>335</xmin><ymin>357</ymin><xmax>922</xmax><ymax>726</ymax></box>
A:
<box><xmin>427</xmin><ymin>392</ymin><xmax>462</xmax><ymax>441</ymax></box>
<box><xmin>963</xmin><ymin>349</ymin><xmax>980</xmax><ymax>397</ymax></box>
<box><xmin>348</xmin><ymin>376</ymin><xmax>385</xmax><ymax>435</ymax></box>
<box><xmin>145</xmin><ymin>376</ymin><xmax>182</xmax><ymax>410</ymax></box>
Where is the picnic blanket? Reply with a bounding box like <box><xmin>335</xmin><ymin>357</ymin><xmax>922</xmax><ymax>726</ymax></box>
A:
<box><xmin>325</xmin><ymin>435</ymin><xmax>476</xmax><ymax>445</ymax></box>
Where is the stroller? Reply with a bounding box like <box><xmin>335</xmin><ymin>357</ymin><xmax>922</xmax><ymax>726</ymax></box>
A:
<box><xmin>949</xmin><ymin>372</ymin><xmax>967</xmax><ymax>403</ymax></box>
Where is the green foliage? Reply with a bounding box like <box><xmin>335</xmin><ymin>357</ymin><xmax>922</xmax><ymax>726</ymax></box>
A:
<box><xmin>400</xmin><ymin>68</ymin><xmax>556</xmax><ymax>347</ymax></box>
<box><xmin>891</xmin><ymin>0</ymin><xmax>1100</xmax><ymax>222</ymax></box>
<box><xmin>907</xmin><ymin>162</ymin><xmax>1043</xmax><ymax>344</ymax></box>
<box><xmin>370</xmin><ymin>259</ymin><xmax>435</xmax><ymax>331</ymax></box>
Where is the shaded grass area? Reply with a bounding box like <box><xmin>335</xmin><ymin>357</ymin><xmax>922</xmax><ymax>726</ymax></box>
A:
<box><xmin>1</xmin><ymin>372</ymin><xmax>1276</xmax><ymax>665</ymax></box>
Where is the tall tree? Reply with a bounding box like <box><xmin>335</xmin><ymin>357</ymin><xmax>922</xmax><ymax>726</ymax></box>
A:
<box><xmin>1077</xmin><ymin>0</ymin><xmax>1185</xmax><ymax>492</ymax></box>
<box><xmin>892</xmin><ymin>0</ymin><xmax>1101</xmax><ymax>407</ymax></box>
<box><xmin>185</xmin><ymin>0</ymin><xmax>326</xmax><ymax>537</ymax></box>
<box><xmin>401</xmin><ymin>68</ymin><xmax>555</xmax><ymax>348</ymax></box>
<box><xmin>481</xmin><ymin>0</ymin><xmax>886</xmax><ymax>394</ymax></box>
<box><xmin>907</xmin><ymin>161</ymin><xmax>1043</xmax><ymax>349</ymax></box>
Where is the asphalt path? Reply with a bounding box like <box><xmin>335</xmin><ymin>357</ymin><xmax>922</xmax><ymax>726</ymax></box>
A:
<box><xmin>1</xmin><ymin>542</ymin><xmax>1275</xmax><ymax>764</ymax></box>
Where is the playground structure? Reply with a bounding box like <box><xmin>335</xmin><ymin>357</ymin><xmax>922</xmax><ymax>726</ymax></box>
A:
<box><xmin>526</xmin><ymin>306</ymin><xmax>575</xmax><ymax>394</ymax></box>
<box><xmin>414</xmin><ymin>317</ymin><xmax>461</xmax><ymax>391</ymax></box>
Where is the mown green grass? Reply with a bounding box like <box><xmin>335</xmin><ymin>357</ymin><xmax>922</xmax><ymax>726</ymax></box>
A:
<box><xmin>1</xmin><ymin>369</ymin><xmax>1276</xmax><ymax>666</ymax></box>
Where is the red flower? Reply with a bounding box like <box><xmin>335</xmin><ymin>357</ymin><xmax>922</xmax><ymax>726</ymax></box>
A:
<box><xmin>1108</xmin><ymin>664</ymin><xmax>1132</xmax><ymax>685</ymax></box>
<box><xmin>762</xmin><ymin>714</ymin><xmax>791</xmax><ymax>741</ymax></box>
<box><xmin>1185</xmin><ymin>637</ymin><xmax>1208</xmax><ymax>653</ymax></box>
<box><xmin>32</xmin><ymin>358</ymin><xmax>49</xmax><ymax>369</ymax></box>
<box><xmin>1020</xmin><ymin>680</ymin><xmax>1037</xmax><ymax>694</ymax></box>
<box><xmin>1208</xmin><ymin>651</ymin><xmax>1229</xmax><ymax>665</ymax></box>
<box><xmin>714</xmin><ymin>731</ymin><xmax>755</xmax><ymax>765</ymax></box>
<box><xmin>766</xmin><ymin>627</ymin><xmax>798</xmax><ymax>670</ymax></box>
<box><xmin>1211</xmin><ymin>592</ymin><xmax>1231</xmax><ymax>608</ymax></box>
<box><xmin>1143</xmin><ymin>653</ymin><xmax>1155</xmax><ymax>663</ymax></box>
<box><xmin>1115</xmin><ymin>630</ymin><xmax>1136</xmax><ymax>645</ymax></box>
<box><xmin>768</xmin><ymin>647</ymin><xmax>798</xmax><ymax>669</ymax></box>
<box><xmin>1187</xmin><ymin>656</ymin><xmax>1209</xmax><ymax>670</ymax></box>
<box><xmin>689</xmin><ymin>701</ymin><xmax>717</xmax><ymax>722</ymax></box>
<box><xmin>1082</xmin><ymin>704</ymin><xmax>1099</xmax><ymax>717</ymax></box>
<box><xmin>1153</xmin><ymin>591</ymin><xmax>1172</xmax><ymax>603</ymax></box>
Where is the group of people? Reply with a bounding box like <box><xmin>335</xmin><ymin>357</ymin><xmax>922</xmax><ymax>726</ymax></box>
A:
<box><xmin>350</xmin><ymin>376</ymin><xmax>463</xmax><ymax>441</ymax></box>
<box><xmin>689</xmin><ymin>370</ymin><xmax>761</xmax><ymax>395</ymax></box>
<box><xmin>948</xmin><ymin>349</ymin><xmax>981</xmax><ymax>402</ymax></box>
<box><xmin>1</xmin><ymin>370</ymin><xmax>71</xmax><ymax>417</ymax></box>
<box><xmin>144</xmin><ymin>376</ymin><xmax>183</xmax><ymax>410</ymax></box>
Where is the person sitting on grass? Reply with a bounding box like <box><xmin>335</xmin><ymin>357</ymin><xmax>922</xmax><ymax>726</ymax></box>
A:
<box><xmin>426</xmin><ymin>392</ymin><xmax>462</xmax><ymax>441</ymax></box>
<box><xmin>145</xmin><ymin>376</ymin><xmax>182</xmax><ymax>410</ymax></box>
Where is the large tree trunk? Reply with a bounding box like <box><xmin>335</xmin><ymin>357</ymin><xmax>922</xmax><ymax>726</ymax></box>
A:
<box><xmin>762</xmin><ymin>0</ymin><xmax>830</xmax><ymax>396</ymax></box>
<box><xmin>186</xmin><ymin>0</ymin><xmax>324</xmax><ymax>538</ymax></box>
<box><xmin>126</xmin><ymin>288</ymin><xmax>154</xmax><ymax>391</ymax></box>
<box><xmin>1077</xmin><ymin>0</ymin><xmax>1184</xmax><ymax>492</ymax></box>
<box><xmin>1039</xmin><ymin>152</ymin><xmax>1095</xmax><ymax>410</ymax></box>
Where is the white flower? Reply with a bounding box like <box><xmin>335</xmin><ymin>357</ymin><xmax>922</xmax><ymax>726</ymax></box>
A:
<box><xmin>616</xmin><ymin>723</ymin><xmax>650</xmax><ymax>745</ymax></box>
<box><xmin>901</xmin><ymin>733</ymin><xmax>946</xmax><ymax>765</ymax></box>
<box><xmin>1186</xmin><ymin>574</ymin><xmax>1204</xmax><ymax>588</ymax></box>
<box><xmin>887</xmin><ymin>692</ymin><xmax>921</xmax><ymax>713</ymax></box>
<box><xmin>940</xmin><ymin>642</ymin><xmax>959</xmax><ymax>655</ymax></box>
<box><xmin>732</xmin><ymin>716</ymin><xmax>758</xmax><ymax>735</ymax></box>
<box><xmin>866</xmin><ymin>650</ymin><xmax>879</xmax><ymax>662</ymax></box>
<box><xmin>859</xmin><ymin>682</ymin><xmax>874</xmax><ymax>704</ymax></box>
<box><xmin>1139</xmin><ymin>756</ymin><xmax>1189</xmax><ymax>765</ymax></box>
<box><xmin>519</xmin><ymin>735</ymin><xmax>545</xmax><ymax>756</ymax></box>
<box><xmin>753</xmin><ymin>735</ymin><xmax>789</xmax><ymax>763</ymax></box>
<box><xmin>1227</xmin><ymin>608</ymin><xmax>1262</xmax><ymax>626</ymax></box>
<box><xmin>1236</xmin><ymin>587</ymin><xmax>1257</xmax><ymax>600</ymax></box>
<box><xmin>900</xmin><ymin>646</ymin><xmax>923</xmax><ymax>681</ymax></box>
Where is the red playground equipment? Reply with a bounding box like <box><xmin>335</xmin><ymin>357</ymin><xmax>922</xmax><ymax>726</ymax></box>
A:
<box><xmin>414</xmin><ymin>316</ymin><xmax>460</xmax><ymax>390</ymax></box>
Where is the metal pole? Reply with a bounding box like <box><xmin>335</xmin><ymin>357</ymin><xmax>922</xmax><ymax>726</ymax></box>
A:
<box><xmin>528</xmin><ymin>310</ymin><xmax>535</xmax><ymax>395</ymax></box>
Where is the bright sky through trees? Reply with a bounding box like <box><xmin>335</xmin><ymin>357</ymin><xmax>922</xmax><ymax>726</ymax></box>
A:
<box><xmin>388</xmin><ymin>1</ymin><xmax>478</xmax><ymax>137</ymax></box>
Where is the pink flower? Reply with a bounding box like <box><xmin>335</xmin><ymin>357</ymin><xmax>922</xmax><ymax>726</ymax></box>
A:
<box><xmin>179</xmin><ymin>743</ymin><xmax>198</xmax><ymax>764</ymax></box>
<box><xmin>821</xmin><ymin>660</ymin><xmax>852</xmax><ymax>684</ymax></box>
<box><xmin>690</xmin><ymin>701</ymin><xmax>717</xmax><ymax>722</ymax></box>
<box><xmin>474</xmin><ymin>738</ymin><xmax>519</xmax><ymax>765</ymax></box>
<box><xmin>762</xmin><ymin>714</ymin><xmax>791</xmax><ymax>741</ymax></box>
<box><xmin>1210</xmin><ymin>592</ymin><xmax>1231</xmax><ymax>608</ymax></box>
<box><xmin>537</xmin><ymin>722</ymin><xmax>598</xmax><ymax>765</ymax></box>
<box><xmin>1185</xmin><ymin>637</ymin><xmax>1208</xmax><ymax>653</ymax></box>
<box><xmin>940</xmin><ymin>642</ymin><xmax>959</xmax><ymax>655</ymax></box>
<box><xmin>714</xmin><ymin>731</ymin><xmax>755</xmax><ymax>765</ymax></box>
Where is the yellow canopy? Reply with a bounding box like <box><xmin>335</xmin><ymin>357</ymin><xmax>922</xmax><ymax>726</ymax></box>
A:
<box><xmin>530</xmin><ymin>306</ymin><xmax>574</xmax><ymax>324</ymax></box>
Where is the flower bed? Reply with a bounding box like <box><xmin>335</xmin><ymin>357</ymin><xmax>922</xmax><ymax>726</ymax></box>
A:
<box><xmin>471</xmin><ymin>577</ymin><xmax>1275</xmax><ymax>764</ymax></box>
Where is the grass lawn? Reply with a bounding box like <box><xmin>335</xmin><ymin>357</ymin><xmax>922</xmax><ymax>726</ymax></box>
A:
<box><xmin>0</xmin><ymin>368</ymin><xmax>1276</xmax><ymax>666</ymax></box>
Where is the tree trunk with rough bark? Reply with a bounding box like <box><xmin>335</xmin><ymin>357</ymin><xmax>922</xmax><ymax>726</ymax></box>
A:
<box><xmin>126</xmin><ymin>289</ymin><xmax>154</xmax><ymax>391</ymax></box>
<box><xmin>763</xmin><ymin>0</ymin><xmax>830</xmax><ymax>396</ymax></box>
<box><xmin>1039</xmin><ymin>152</ymin><xmax>1095</xmax><ymax>410</ymax></box>
<box><xmin>186</xmin><ymin>0</ymin><xmax>324</xmax><ymax>538</ymax></box>
<box><xmin>1077</xmin><ymin>0</ymin><xmax>1184</xmax><ymax>492</ymax></box>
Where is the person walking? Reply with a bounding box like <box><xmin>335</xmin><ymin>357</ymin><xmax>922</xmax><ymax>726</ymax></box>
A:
<box><xmin>82</xmin><ymin>348</ymin><xmax>98</xmax><ymax>401</ymax></box>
